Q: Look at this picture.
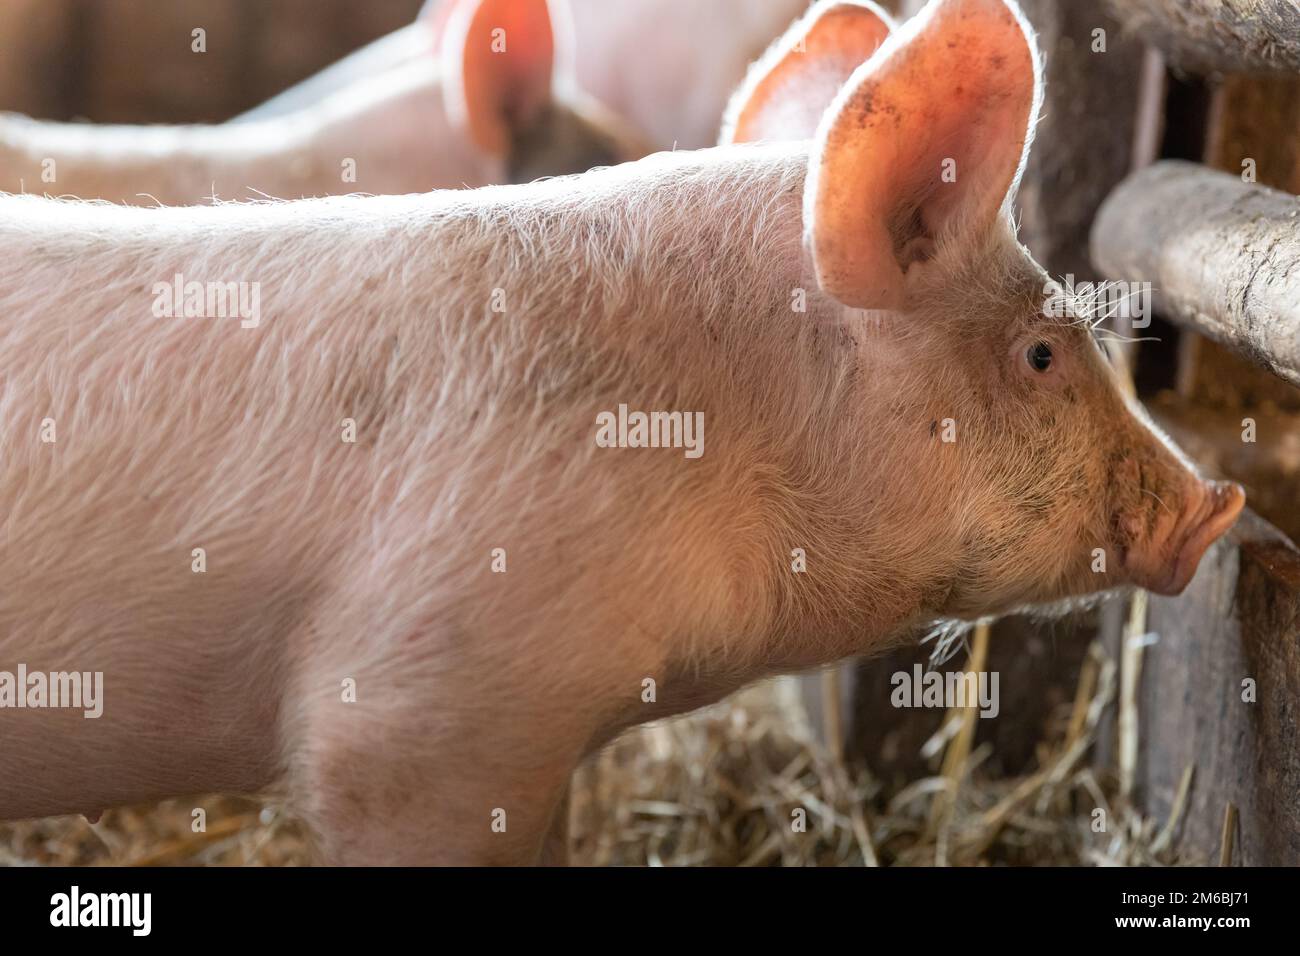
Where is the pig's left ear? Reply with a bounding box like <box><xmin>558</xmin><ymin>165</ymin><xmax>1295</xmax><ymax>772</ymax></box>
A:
<box><xmin>720</xmin><ymin>0</ymin><xmax>895</xmax><ymax>145</ymax></box>
<box><xmin>439</xmin><ymin>0</ymin><xmax>571</xmax><ymax>157</ymax></box>
<box><xmin>806</xmin><ymin>0</ymin><xmax>1042</xmax><ymax>311</ymax></box>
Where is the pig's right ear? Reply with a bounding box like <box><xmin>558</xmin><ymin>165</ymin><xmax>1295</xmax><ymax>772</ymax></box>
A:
<box><xmin>720</xmin><ymin>0</ymin><xmax>895</xmax><ymax>145</ymax></box>
<box><xmin>438</xmin><ymin>0</ymin><xmax>569</xmax><ymax>157</ymax></box>
<box><xmin>806</xmin><ymin>0</ymin><xmax>1042</xmax><ymax>311</ymax></box>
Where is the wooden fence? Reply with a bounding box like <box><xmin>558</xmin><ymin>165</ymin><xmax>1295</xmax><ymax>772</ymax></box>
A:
<box><xmin>829</xmin><ymin>0</ymin><xmax>1300</xmax><ymax>866</ymax></box>
<box><xmin>0</xmin><ymin>0</ymin><xmax>421</xmax><ymax>123</ymax></box>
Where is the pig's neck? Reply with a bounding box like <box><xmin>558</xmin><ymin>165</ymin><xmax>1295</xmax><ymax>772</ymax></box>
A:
<box><xmin>399</xmin><ymin>145</ymin><xmax>950</xmax><ymax>742</ymax></box>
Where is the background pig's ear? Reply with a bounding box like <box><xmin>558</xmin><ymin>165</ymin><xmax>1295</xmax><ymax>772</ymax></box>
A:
<box><xmin>721</xmin><ymin>1</ymin><xmax>895</xmax><ymax>145</ymax></box>
<box><xmin>440</xmin><ymin>0</ymin><xmax>569</xmax><ymax>157</ymax></box>
<box><xmin>806</xmin><ymin>0</ymin><xmax>1041</xmax><ymax>310</ymax></box>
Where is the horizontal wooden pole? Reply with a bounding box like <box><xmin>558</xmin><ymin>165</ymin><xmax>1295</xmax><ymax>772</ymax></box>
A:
<box><xmin>1105</xmin><ymin>0</ymin><xmax>1300</xmax><ymax>74</ymax></box>
<box><xmin>1091</xmin><ymin>160</ymin><xmax>1300</xmax><ymax>388</ymax></box>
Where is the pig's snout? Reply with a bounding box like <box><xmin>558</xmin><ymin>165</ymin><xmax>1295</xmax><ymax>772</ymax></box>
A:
<box><xmin>1120</xmin><ymin>478</ymin><xmax>1245</xmax><ymax>596</ymax></box>
<box><xmin>1165</xmin><ymin>479</ymin><xmax>1247</xmax><ymax>594</ymax></box>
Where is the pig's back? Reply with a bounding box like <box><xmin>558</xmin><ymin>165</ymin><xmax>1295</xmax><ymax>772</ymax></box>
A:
<box><xmin>0</xmin><ymin>145</ymin><xmax>810</xmax><ymax>626</ymax></box>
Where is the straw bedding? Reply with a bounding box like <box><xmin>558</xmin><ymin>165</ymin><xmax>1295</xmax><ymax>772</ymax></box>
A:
<box><xmin>0</xmin><ymin>639</ymin><xmax>1196</xmax><ymax>867</ymax></box>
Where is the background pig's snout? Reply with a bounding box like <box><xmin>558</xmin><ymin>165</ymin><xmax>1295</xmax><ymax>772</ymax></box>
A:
<box><xmin>1124</xmin><ymin>478</ymin><xmax>1246</xmax><ymax>596</ymax></box>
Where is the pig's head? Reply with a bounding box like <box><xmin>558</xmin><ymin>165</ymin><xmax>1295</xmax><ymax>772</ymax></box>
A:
<box><xmin>428</xmin><ymin>0</ymin><xmax>647</xmax><ymax>183</ymax></box>
<box><xmin>725</xmin><ymin>0</ymin><xmax>1244</xmax><ymax>619</ymax></box>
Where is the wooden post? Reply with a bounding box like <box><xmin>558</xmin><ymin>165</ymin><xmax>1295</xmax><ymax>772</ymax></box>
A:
<box><xmin>83</xmin><ymin>0</ymin><xmax>248</xmax><ymax>123</ymax></box>
<box><xmin>20</xmin><ymin>0</ymin><xmax>420</xmax><ymax>125</ymax></box>
<box><xmin>0</xmin><ymin>0</ymin><xmax>78</xmax><ymax>118</ymax></box>
<box><xmin>1090</xmin><ymin>46</ymin><xmax>1300</xmax><ymax>860</ymax></box>
<box><xmin>1012</xmin><ymin>0</ymin><xmax>1147</xmax><ymax>276</ymax></box>
<box><xmin>1137</xmin><ymin>515</ymin><xmax>1300</xmax><ymax>864</ymax></box>
<box><xmin>1103</xmin><ymin>0</ymin><xmax>1300</xmax><ymax>74</ymax></box>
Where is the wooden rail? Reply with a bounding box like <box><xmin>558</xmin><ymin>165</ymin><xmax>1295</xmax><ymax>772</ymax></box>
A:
<box><xmin>1104</xmin><ymin>0</ymin><xmax>1300</xmax><ymax>74</ymax></box>
<box><xmin>1091</xmin><ymin>160</ymin><xmax>1300</xmax><ymax>389</ymax></box>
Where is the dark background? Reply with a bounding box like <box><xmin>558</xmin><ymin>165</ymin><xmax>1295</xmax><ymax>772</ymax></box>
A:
<box><xmin>0</xmin><ymin>0</ymin><xmax>424</xmax><ymax>123</ymax></box>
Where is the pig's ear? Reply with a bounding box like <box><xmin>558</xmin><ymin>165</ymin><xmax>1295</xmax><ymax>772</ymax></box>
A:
<box><xmin>806</xmin><ymin>0</ymin><xmax>1042</xmax><ymax>311</ymax></box>
<box><xmin>439</xmin><ymin>0</ymin><xmax>569</xmax><ymax>156</ymax></box>
<box><xmin>721</xmin><ymin>0</ymin><xmax>895</xmax><ymax>145</ymax></box>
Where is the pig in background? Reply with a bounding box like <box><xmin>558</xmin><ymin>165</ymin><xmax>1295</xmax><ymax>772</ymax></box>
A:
<box><xmin>0</xmin><ymin>0</ymin><xmax>1243</xmax><ymax>864</ymax></box>
<box><xmin>0</xmin><ymin>0</ymin><xmax>644</xmax><ymax>204</ymax></box>
<box><xmin>0</xmin><ymin>0</ymin><xmax>810</xmax><ymax>206</ymax></box>
<box><xmin>262</xmin><ymin>0</ymin><xmax>813</xmax><ymax>151</ymax></box>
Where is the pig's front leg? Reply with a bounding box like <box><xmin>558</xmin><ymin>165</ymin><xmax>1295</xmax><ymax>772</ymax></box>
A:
<box><xmin>290</xmin><ymin>692</ymin><xmax>576</xmax><ymax>865</ymax></box>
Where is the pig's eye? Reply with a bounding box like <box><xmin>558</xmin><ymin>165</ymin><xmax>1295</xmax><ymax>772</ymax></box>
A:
<box><xmin>1026</xmin><ymin>341</ymin><xmax>1054</xmax><ymax>372</ymax></box>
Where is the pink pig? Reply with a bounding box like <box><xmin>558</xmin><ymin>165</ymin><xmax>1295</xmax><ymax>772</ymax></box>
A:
<box><xmin>0</xmin><ymin>0</ymin><xmax>641</xmax><ymax>205</ymax></box>
<box><xmin>0</xmin><ymin>0</ymin><xmax>1242</xmax><ymax>864</ymax></box>
<box><xmin>254</xmin><ymin>0</ymin><xmax>814</xmax><ymax>152</ymax></box>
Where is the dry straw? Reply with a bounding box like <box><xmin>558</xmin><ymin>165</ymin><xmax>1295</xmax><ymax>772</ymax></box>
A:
<box><xmin>1</xmin><ymin>640</ymin><xmax>1200</xmax><ymax>866</ymax></box>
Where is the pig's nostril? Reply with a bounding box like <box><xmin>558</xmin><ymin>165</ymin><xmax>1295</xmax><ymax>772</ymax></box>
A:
<box><xmin>1206</xmin><ymin>480</ymin><xmax>1246</xmax><ymax>527</ymax></box>
<box><xmin>1212</xmin><ymin>480</ymin><xmax>1246</xmax><ymax>511</ymax></box>
<box><xmin>1182</xmin><ymin>479</ymin><xmax>1245</xmax><ymax>552</ymax></box>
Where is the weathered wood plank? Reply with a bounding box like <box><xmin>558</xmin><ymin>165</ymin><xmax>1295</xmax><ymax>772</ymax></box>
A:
<box><xmin>82</xmin><ymin>0</ymin><xmax>247</xmax><ymax>122</ymax></box>
<box><xmin>0</xmin><ymin>0</ymin><xmax>77</xmax><ymax>118</ymax></box>
<box><xmin>1206</xmin><ymin>75</ymin><xmax>1300</xmax><ymax>190</ymax></box>
<box><xmin>49</xmin><ymin>0</ymin><xmax>419</xmax><ymax>124</ymax></box>
<box><xmin>1141</xmin><ymin>513</ymin><xmax>1300</xmax><ymax>865</ymax></box>
<box><xmin>1154</xmin><ymin>71</ymin><xmax>1300</xmax><ymax>545</ymax></box>
<box><xmin>1104</xmin><ymin>0</ymin><xmax>1300</xmax><ymax>74</ymax></box>
<box><xmin>1113</xmin><ymin>56</ymin><xmax>1300</xmax><ymax>865</ymax></box>
<box><xmin>1178</xmin><ymin>71</ymin><xmax>1300</xmax><ymax>420</ymax></box>
<box><xmin>1012</xmin><ymin>0</ymin><xmax>1146</xmax><ymax>276</ymax></box>
<box><xmin>1091</xmin><ymin>161</ymin><xmax>1300</xmax><ymax>388</ymax></box>
<box><xmin>244</xmin><ymin>0</ymin><xmax>419</xmax><ymax>119</ymax></box>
